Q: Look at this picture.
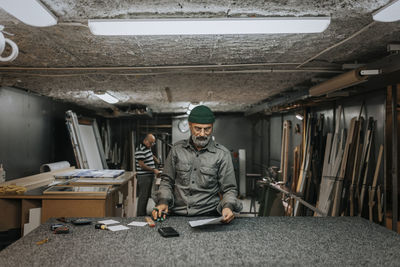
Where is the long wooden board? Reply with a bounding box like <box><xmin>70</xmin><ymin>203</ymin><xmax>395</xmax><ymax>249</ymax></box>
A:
<box><xmin>332</xmin><ymin>117</ymin><xmax>357</xmax><ymax>216</ymax></box>
<box><xmin>0</xmin><ymin>167</ymin><xmax>76</xmax><ymax>191</ymax></box>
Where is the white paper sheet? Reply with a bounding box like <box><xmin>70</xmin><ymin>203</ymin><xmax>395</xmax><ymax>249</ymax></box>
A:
<box><xmin>107</xmin><ymin>225</ymin><xmax>130</xmax><ymax>232</ymax></box>
<box><xmin>98</xmin><ymin>219</ymin><xmax>120</xmax><ymax>225</ymax></box>
<box><xmin>188</xmin><ymin>216</ymin><xmax>224</xmax><ymax>227</ymax></box>
<box><xmin>127</xmin><ymin>221</ymin><xmax>148</xmax><ymax>227</ymax></box>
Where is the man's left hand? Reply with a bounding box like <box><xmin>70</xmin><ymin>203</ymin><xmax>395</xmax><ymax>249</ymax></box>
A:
<box><xmin>221</xmin><ymin>207</ymin><xmax>234</xmax><ymax>223</ymax></box>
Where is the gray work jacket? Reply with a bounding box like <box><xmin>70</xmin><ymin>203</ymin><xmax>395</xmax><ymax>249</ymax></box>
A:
<box><xmin>156</xmin><ymin>138</ymin><xmax>243</xmax><ymax>216</ymax></box>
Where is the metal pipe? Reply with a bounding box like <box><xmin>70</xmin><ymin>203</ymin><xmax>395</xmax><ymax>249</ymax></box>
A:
<box><xmin>0</xmin><ymin>62</ymin><xmax>303</xmax><ymax>71</ymax></box>
<box><xmin>268</xmin><ymin>182</ymin><xmax>327</xmax><ymax>216</ymax></box>
<box><xmin>392</xmin><ymin>84</ymin><xmax>398</xmax><ymax>232</ymax></box>
<box><xmin>0</xmin><ymin>68</ymin><xmax>343</xmax><ymax>78</ymax></box>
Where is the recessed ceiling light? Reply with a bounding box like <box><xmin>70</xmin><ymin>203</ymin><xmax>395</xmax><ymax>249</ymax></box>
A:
<box><xmin>295</xmin><ymin>113</ymin><xmax>304</xmax><ymax>120</ymax></box>
<box><xmin>94</xmin><ymin>92</ymin><xmax>119</xmax><ymax>104</ymax></box>
<box><xmin>188</xmin><ymin>103</ymin><xmax>197</xmax><ymax>111</ymax></box>
<box><xmin>373</xmin><ymin>0</ymin><xmax>400</xmax><ymax>22</ymax></box>
<box><xmin>0</xmin><ymin>0</ymin><xmax>57</xmax><ymax>27</ymax></box>
<box><xmin>88</xmin><ymin>17</ymin><xmax>331</xmax><ymax>36</ymax></box>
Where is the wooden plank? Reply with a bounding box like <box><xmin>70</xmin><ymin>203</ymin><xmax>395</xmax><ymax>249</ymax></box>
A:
<box><xmin>349</xmin><ymin>115</ymin><xmax>364</xmax><ymax>216</ymax></box>
<box><xmin>292</xmin><ymin>146</ymin><xmax>300</xmax><ymax>193</ymax></box>
<box><xmin>368</xmin><ymin>145</ymin><xmax>383</xmax><ymax>221</ymax></box>
<box><xmin>342</xmin><ymin>118</ymin><xmax>361</xmax><ymax>215</ymax></box>
<box><xmin>280</xmin><ymin>120</ymin><xmax>286</xmax><ymax>172</ymax></box>
<box><xmin>296</xmin><ymin>115</ymin><xmax>311</xmax><ymax>193</ymax></box>
<box><xmin>105</xmin><ymin>190</ymin><xmax>117</xmax><ymax>217</ymax></box>
<box><xmin>125</xmin><ymin>180</ymin><xmax>134</xmax><ymax>217</ymax></box>
<box><xmin>332</xmin><ymin>117</ymin><xmax>357</xmax><ymax>216</ymax></box>
<box><xmin>315</xmin><ymin>133</ymin><xmax>332</xmax><ymax>216</ymax></box>
<box><xmin>294</xmin><ymin>115</ymin><xmax>312</xmax><ymax>215</ymax></box>
<box><xmin>317</xmin><ymin>107</ymin><xmax>345</xmax><ymax>216</ymax></box>
<box><xmin>283</xmin><ymin>121</ymin><xmax>291</xmax><ymax>184</ymax></box>
<box><xmin>0</xmin><ymin>167</ymin><xmax>75</xmax><ymax>191</ymax></box>
<box><xmin>350</xmin><ymin>143</ymin><xmax>363</xmax><ymax>216</ymax></box>
<box><xmin>132</xmin><ymin>174</ymin><xmax>137</xmax><ymax>217</ymax></box>
<box><xmin>377</xmin><ymin>185</ymin><xmax>383</xmax><ymax>223</ymax></box>
<box><xmin>358</xmin><ymin>120</ymin><xmax>375</xmax><ymax>216</ymax></box>
<box><xmin>372</xmin><ymin>145</ymin><xmax>384</xmax><ymax>190</ymax></box>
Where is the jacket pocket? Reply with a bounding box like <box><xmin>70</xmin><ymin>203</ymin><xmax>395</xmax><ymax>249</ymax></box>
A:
<box><xmin>176</xmin><ymin>163</ymin><xmax>191</xmax><ymax>186</ymax></box>
<box><xmin>198</xmin><ymin>166</ymin><xmax>218</xmax><ymax>189</ymax></box>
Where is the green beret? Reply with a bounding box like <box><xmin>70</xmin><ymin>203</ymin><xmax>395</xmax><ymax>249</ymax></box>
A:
<box><xmin>188</xmin><ymin>105</ymin><xmax>215</xmax><ymax>124</ymax></box>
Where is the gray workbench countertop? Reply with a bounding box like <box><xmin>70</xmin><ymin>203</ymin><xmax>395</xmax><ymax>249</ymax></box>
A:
<box><xmin>1</xmin><ymin>216</ymin><xmax>400</xmax><ymax>266</ymax></box>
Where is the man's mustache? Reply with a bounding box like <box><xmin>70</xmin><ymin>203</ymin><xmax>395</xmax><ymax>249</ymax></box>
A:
<box><xmin>195</xmin><ymin>136</ymin><xmax>208</xmax><ymax>141</ymax></box>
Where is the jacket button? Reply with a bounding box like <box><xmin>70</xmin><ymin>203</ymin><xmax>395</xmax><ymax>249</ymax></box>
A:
<box><xmin>193</xmin><ymin>168</ymin><xmax>197</xmax><ymax>171</ymax></box>
<box><xmin>192</xmin><ymin>181</ymin><xmax>195</xmax><ymax>184</ymax></box>
<box><xmin>196</xmin><ymin>154</ymin><xmax>199</xmax><ymax>157</ymax></box>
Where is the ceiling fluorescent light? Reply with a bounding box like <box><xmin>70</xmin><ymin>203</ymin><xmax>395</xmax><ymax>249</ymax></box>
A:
<box><xmin>0</xmin><ymin>0</ymin><xmax>57</xmax><ymax>27</ymax></box>
<box><xmin>373</xmin><ymin>0</ymin><xmax>400</xmax><ymax>22</ymax></box>
<box><xmin>94</xmin><ymin>92</ymin><xmax>119</xmax><ymax>104</ymax></box>
<box><xmin>88</xmin><ymin>17</ymin><xmax>331</xmax><ymax>36</ymax></box>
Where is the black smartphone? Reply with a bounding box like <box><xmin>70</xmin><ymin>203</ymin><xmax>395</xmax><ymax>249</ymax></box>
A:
<box><xmin>158</xmin><ymin>227</ymin><xmax>179</xmax><ymax>238</ymax></box>
<box><xmin>71</xmin><ymin>219</ymin><xmax>92</xmax><ymax>225</ymax></box>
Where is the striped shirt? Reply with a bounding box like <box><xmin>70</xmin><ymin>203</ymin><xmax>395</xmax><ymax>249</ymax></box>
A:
<box><xmin>135</xmin><ymin>143</ymin><xmax>156</xmax><ymax>175</ymax></box>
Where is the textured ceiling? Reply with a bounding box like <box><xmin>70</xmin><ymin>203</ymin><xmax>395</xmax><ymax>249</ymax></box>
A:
<box><xmin>0</xmin><ymin>0</ymin><xmax>399</xmax><ymax>114</ymax></box>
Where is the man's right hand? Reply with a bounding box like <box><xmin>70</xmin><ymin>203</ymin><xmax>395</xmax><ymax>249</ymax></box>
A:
<box><xmin>152</xmin><ymin>204</ymin><xmax>168</xmax><ymax>220</ymax></box>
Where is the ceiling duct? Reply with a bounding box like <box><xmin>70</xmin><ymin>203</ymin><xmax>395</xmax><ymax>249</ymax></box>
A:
<box><xmin>119</xmin><ymin>105</ymin><xmax>153</xmax><ymax>118</ymax></box>
<box><xmin>245</xmin><ymin>88</ymin><xmax>309</xmax><ymax>116</ymax></box>
<box><xmin>309</xmin><ymin>68</ymin><xmax>368</xmax><ymax>97</ymax></box>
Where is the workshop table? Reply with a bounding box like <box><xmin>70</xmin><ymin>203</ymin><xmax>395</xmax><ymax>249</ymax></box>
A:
<box><xmin>0</xmin><ymin>172</ymin><xmax>135</xmax><ymax>234</ymax></box>
<box><xmin>0</xmin><ymin>216</ymin><xmax>400</xmax><ymax>266</ymax></box>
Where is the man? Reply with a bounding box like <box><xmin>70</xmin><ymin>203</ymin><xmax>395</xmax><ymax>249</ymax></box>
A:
<box><xmin>153</xmin><ymin>105</ymin><xmax>242</xmax><ymax>223</ymax></box>
<box><xmin>135</xmin><ymin>133</ymin><xmax>160</xmax><ymax>216</ymax></box>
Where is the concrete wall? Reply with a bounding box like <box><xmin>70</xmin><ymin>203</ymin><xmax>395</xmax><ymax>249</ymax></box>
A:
<box><xmin>0</xmin><ymin>87</ymin><xmax>94</xmax><ymax>180</ymax></box>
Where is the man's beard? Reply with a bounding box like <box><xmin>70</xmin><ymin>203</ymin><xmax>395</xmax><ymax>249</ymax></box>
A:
<box><xmin>192</xmin><ymin>135</ymin><xmax>211</xmax><ymax>147</ymax></box>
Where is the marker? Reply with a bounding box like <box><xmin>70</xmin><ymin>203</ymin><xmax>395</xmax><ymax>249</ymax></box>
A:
<box><xmin>95</xmin><ymin>223</ymin><xmax>108</xmax><ymax>230</ymax></box>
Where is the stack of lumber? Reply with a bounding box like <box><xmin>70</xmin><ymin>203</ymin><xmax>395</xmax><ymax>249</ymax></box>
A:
<box><xmin>314</xmin><ymin>105</ymin><xmax>382</xmax><ymax>219</ymax></box>
<box><xmin>288</xmin><ymin>114</ymin><xmax>325</xmax><ymax>216</ymax></box>
<box><xmin>315</xmin><ymin>106</ymin><xmax>345</xmax><ymax>216</ymax></box>
<box><xmin>277</xmin><ymin>104</ymin><xmax>384</xmax><ymax>221</ymax></box>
